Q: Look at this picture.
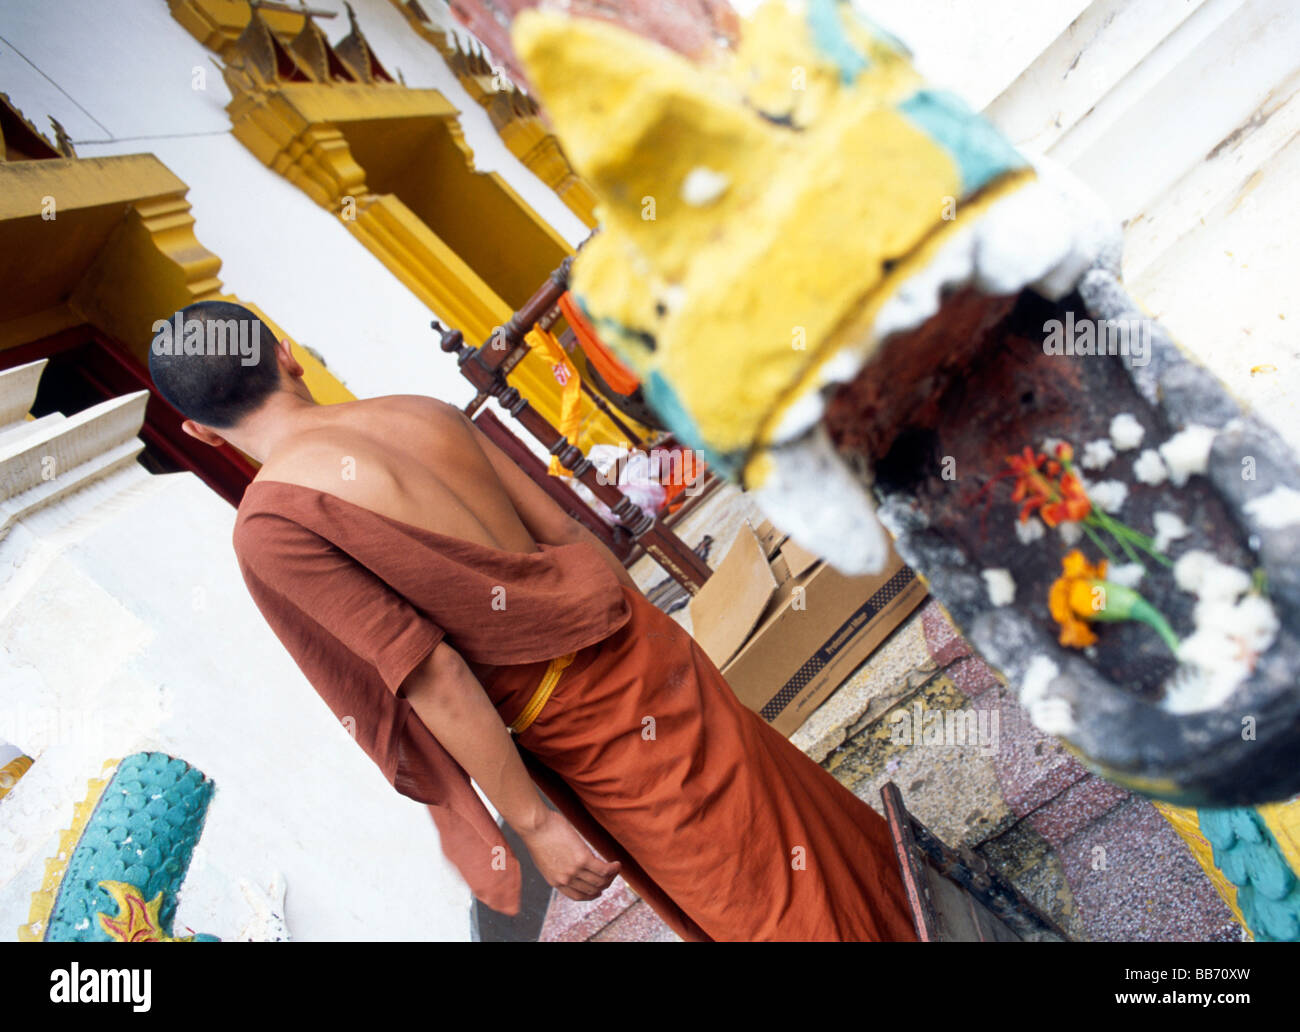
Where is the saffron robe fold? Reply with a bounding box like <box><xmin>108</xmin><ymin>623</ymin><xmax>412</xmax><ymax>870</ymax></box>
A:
<box><xmin>232</xmin><ymin>480</ymin><xmax>918</xmax><ymax>940</ymax></box>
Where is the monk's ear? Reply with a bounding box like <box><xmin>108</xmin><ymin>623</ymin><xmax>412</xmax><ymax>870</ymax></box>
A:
<box><xmin>181</xmin><ymin>419</ymin><xmax>227</xmax><ymax>447</ymax></box>
<box><xmin>275</xmin><ymin>338</ymin><xmax>305</xmax><ymax>380</ymax></box>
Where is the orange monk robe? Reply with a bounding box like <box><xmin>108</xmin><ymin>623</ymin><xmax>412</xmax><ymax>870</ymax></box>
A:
<box><xmin>232</xmin><ymin>480</ymin><xmax>918</xmax><ymax>942</ymax></box>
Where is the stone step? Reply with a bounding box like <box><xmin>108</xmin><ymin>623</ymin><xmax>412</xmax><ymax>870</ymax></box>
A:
<box><xmin>0</xmin><ymin>358</ymin><xmax>48</xmax><ymax>428</ymax></box>
<box><xmin>0</xmin><ymin>384</ymin><xmax>149</xmax><ymax>542</ymax></box>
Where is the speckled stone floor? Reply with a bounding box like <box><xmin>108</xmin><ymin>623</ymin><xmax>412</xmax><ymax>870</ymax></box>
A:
<box><xmin>537</xmin><ymin>485</ymin><xmax>1243</xmax><ymax>942</ymax></box>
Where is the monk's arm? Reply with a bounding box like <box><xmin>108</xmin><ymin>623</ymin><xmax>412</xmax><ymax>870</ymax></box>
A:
<box><xmin>402</xmin><ymin>642</ymin><xmax>550</xmax><ymax>833</ymax></box>
<box><xmin>399</xmin><ymin>639</ymin><xmax>621</xmax><ymax>899</ymax></box>
<box><xmin>462</xmin><ymin>412</ymin><xmax>640</xmax><ymax>593</ymax></box>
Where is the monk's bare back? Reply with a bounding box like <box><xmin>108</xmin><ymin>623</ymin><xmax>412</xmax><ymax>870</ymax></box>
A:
<box><xmin>252</xmin><ymin>394</ymin><xmax>549</xmax><ymax>556</ymax></box>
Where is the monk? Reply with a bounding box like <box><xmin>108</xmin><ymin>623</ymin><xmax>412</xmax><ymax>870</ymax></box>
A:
<box><xmin>149</xmin><ymin>299</ymin><xmax>919</xmax><ymax>942</ymax></box>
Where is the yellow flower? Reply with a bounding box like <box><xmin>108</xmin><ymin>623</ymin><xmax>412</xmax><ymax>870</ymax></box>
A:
<box><xmin>1049</xmin><ymin>550</ymin><xmax>1108</xmax><ymax>649</ymax></box>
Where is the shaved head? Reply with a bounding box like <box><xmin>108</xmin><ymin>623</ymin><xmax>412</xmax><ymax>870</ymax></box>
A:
<box><xmin>149</xmin><ymin>300</ymin><xmax>282</xmax><ymax>429</ymax></box>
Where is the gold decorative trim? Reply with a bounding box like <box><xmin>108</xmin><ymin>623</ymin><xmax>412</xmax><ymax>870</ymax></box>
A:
<box><xmin>291</xmin><ymin>12</ymin><xmax>359</xmax><ymax>83</ymax></box>
<box><xmin>335</xmin><ymin>1</ymin><xmax>396</xmax><ymax>84</ymax></box>
<box><xmin>0</xmin><ymin>151</ymin><xmax>354</xmax><ymax>406</ymax></box>
<box><xmin>167</xmin><ymin>0</ymin><xmax>322</xmax><ymax>56</ymax></box>
<box><xmin>98</xmin><ymin>880</ymin><xmax>196</xmax><ymax>942</ymax></box>
<box><xmin>18</xmin><ymin>758</ymin><xmax>119</xmax><ymax>942</ymax></box>
<box><xmin>388</xmin><ymin>0</ymin><xmax>598</xmax><ymax>227</ymax></box>
<box><xmin>348</xmin><ymin>192</ymin><xmax>509</xmax><ymax>342</ymax></box>
<box><xmin>1152</xmin><ymin>800</ymin><xmax>1252</xmax><ymax>939</ymax></box>
<box><xmin>168</xmin><ymin>0</ymin><xmax>631</xmax><ymax>442</ymax></box>
<box><xmin>509</xmin><ymin>652</ymin><xmax>576</xmax><ymax>734</ymax></box>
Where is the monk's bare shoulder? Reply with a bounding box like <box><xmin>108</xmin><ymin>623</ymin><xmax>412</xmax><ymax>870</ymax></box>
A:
<box><xmin>360</xmin><ymin>393</ymin><xmax>459</xmax><ymax>422</ymax></box>
<box><xmin>252</xmin><ymin>393</ymin><xmax>538</xmax><ymax>551</ymax></box>
<box><xmin>253</xmin><ymin>395</ymin><xmax>485</xmax><ymax>509</ymax></box>
<box><xmin>265</xmin><ymin>396</ymin><xmax>450</xmax><ymax>462</ymax></box>
<box><xmin>374</xmin><ymin>393</ymin><xmax>461</xmax><ymax>414</ymax></box>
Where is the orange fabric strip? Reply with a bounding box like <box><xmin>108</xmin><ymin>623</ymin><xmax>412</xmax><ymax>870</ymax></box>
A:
<box><xmin>558</xmin><ymin>292</ymin><xmax>640</xmax><ymax>396</ymax></box>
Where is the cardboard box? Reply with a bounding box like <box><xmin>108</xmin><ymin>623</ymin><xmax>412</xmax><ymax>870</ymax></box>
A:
<box><xmin>688</xmin><ymin>519</ymin><xmax>927</xmax><ymax>737</ymax></box>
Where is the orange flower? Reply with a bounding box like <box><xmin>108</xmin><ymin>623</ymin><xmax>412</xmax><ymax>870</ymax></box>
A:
<box><xmin>1006</xmin><ymin>447</ymin><xmax>1053</xmax><ymax>523</ymax></box>
<box><xmin>1049</xmin><ymin>550</ymin><xmax>1108</xmax><ymax>649</ymax></box>
<box><xmin>1040</xmin><ymin>471</ymin><xmax>1091</xmax><ymax>527</ymax></box>
<box><xmin>1005</xmin><ymin>446</ymin><xmax>1082</xmax><ymax>525</ymax></box>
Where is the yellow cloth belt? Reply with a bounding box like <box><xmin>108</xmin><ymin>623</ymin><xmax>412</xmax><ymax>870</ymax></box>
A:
<box><xmin>508</xmin><ymin>652</ymin><xmax>577</xmax><ymax>735</ymax></box>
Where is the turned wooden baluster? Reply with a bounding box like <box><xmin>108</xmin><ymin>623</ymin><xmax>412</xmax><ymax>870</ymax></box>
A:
<box><xmin>434</xmin><ymin>260</ymin><xmax>712</xmax><ymax>592</ymax></box>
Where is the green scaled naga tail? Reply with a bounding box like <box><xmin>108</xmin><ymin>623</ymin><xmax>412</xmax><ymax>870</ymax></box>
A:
<box><xmin>19</xmin><ymin>752</ymin><xmax>220</xmax><ymax>942</ymax></box>
<box><xmin>1199</xmin><ymin>807</ymin><xmax>1300</xmax><ymax>942</ymax></box>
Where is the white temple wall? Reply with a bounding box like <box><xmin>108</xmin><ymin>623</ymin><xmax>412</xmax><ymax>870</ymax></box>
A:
<box><xmin>0</xmin><ymin>450</ymin><xmax>473</xmax><ymax>940</ymax></box>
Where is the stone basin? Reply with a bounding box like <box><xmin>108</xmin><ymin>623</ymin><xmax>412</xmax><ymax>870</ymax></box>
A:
<box><xmin>510</xmin><ymin>0</ymin><xmax>1300</xmax><ymax>807</ymax></box>
<box><xmin>828</xmin><ymin>279</ymin><xmax>1300</xmax><ymax>807</ymax></box>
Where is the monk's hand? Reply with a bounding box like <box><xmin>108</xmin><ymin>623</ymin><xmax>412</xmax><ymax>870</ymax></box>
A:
<box><xmin>517</xmin><ymin>808</ymin><xmax>621</xmax><ymax>902</ymax></box>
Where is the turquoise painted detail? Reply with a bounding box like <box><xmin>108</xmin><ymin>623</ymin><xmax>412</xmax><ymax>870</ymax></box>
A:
<box><xmin>644</xmin><ymin>370</ymin><xmax>744</xmax><ymax>480</ymax></box>
<box><xmin>1199</xmin><ymin>807</ymin><xmax>1300</xmax><ymax>942</ymax></box>
<box><xmin>571</xmin><ymin>294</ymin><xmax>747</xmax><ymax>480</ymax></box>
<box><xmin>807</xmin><ymin>0</ymin><xmax>869</xmax><ymax>84</ymax></box>
<box><xmin>45</xmin><ymin>752</ymin><xmax>217</xmax><ymax>942</ymax></box>
<box><xmin>898</xmin><ymin>89</ymin><xmax>1028</xmax><ymax>194</ymax></box>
